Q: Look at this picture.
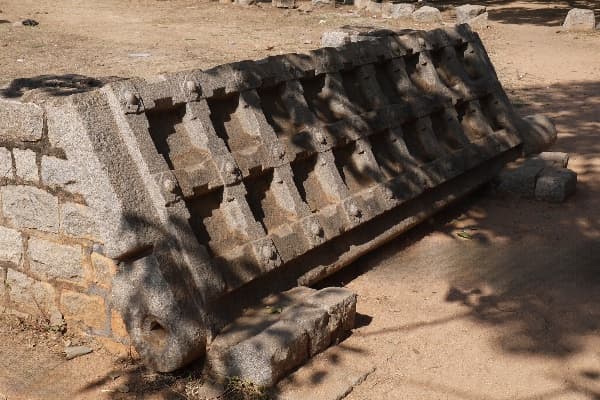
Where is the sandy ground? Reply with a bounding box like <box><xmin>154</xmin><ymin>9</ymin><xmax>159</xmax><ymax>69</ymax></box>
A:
<box><xmin>0</xmin><ymin>0</ymin><xmax>599</xmax><ymax>399</ymax></box>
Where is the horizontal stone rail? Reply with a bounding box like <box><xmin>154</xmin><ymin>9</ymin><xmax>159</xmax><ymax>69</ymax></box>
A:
<box><xmin>0</xmin><ymin>24</ymin><xmax>556</xmax><ymax>374</ymax></box>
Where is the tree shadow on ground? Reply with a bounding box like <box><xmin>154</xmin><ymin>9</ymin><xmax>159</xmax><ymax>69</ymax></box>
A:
<box><xmin>434</xmin><ymin>0</ymin><xmax>600</xmax><ymax>26</ymax></box>
<box><xmin>321</xmin><ymin>79</ymin><xmax>600</xmax><ymax>398</ymax></box>
<box><xmin>0</xmin><ymin>74</ymin><xmax>122</xmax><ymax>98</ymax></box>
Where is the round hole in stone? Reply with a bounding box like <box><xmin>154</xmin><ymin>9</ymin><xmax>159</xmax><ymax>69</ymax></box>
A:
<box><xmin>142</xmin><ymin>317</ymin><xmax>169</xmax><ymax>351</ymax></box>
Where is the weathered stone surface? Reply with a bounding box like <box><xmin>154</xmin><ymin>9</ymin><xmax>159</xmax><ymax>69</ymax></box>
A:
<box><xmin>535</xmin><ymin>167</ymin><xmax>577</xmax><ymax>203</ymax></box>
<box><xmin>496</xmin><ymin>159</ymin><xmax>545</xmax><ymax>198</ymax></box>
<box><xmin>521</xmin><ymin>114</ymin><xmax>558</xmax><ymax>155</ymax></box>
<box><xmin>384</xmin><ymin>3</ymin><xmax>415</xmax><ymax>19</ymax></box>
<box><xmin>305</xmin><ymin>287</ymin><xmax>357</xmax><ymax>338</ymax></box>
<box><xmin>91</xmin><ymin>252</ymin><xmax>118</xmax><ymax>289</ymax></box>
<box><xmin>0</xmin><ymin>226</ymin><xmax>23</xmax><ymax>265</ymax></box>
<box><xmin>207</xmin><ymin>286</ymin><xmax>357</xmax><ymax>386</ymax></box>
<box><xmin>366</xmin><ymin>0</ymin><xmax>383</xmax><ymax>14</ymax></box>
<box><xmin>60</xmin><ymin>202</ymin><xmax>98</xmax><ymax>240</ymax></box>
<box><xmin>1</xmin><ymin>185</ymin><xmax>59</xmax><ymax>232</ymax></box>
<box><xmin>27</xmin><ymin>237</ymin><xmax>83</xmax><ymax>282</ymax></box>
<box><xmin>321</xmin><ymin>31</ymin><xmax>352</xmax><ymax>47</ymax></box>
<box><xmin>41</xmin><ymin>155</ymin><xmax>79</xmax><ymax>188</ymax></box>
<box><xmin>234</xmin><ymin>0</ymin><xmax>255</xmax><ymax>5</ymax></box>
<box><xmin>562</xmin><ymin>8</ymin><xmax>595</xmax><ymax>31</ymax></box>
<box><xmin>218</xmin><ymin>320</ymin><xmax>309</xmax><ymax>386</ymax></box>
<box><xmin>312</xmin><ymin>0</ymin><xmax>331</xmax><ymax>5</ymax></box>
<box><xmin>273</xmin><ymin>0</ymin><xmax>295</xmax><ymax>8</ymax></box>
<box><xmin>0</xmin><ymin>99</ymin><xmax>44</xmax><ymax>142</ymax></box>
<box><xmin>280</xmin><ymin>303</ymin><xmax>330</xmax><ymax>356</ymax></box>
<box><xmin>61</xmin><ymin>290</ymin><xmax>107</xmax><ymax>331</ymax></box>
<box><xmin>0</xmin><ymin>147</ymin><xmax>13</xmax><ymax>179</ymax></box>
<box><xmin>533</xmin><ymin>152</ymin><xmax>569</xmax><ymax>168</ymax></box>
<box><xmin>455</xmin><ymin>4</ymin><xmax>487</xmax><ymax>24</ymax></box>
<box><xmin>354</xmin><ymin>0</ymin><xmax>369</xmax><ymax>9</ymax></box>
<box><xmin>3</xmin><ymin>268</ymin><xmax>60</xmax><ymax>319</ymax></box>
<box><xmin>13</xmin><ymin>148</ymin><xmax>38</xmax><ymax>183</ymax></box>
<box><xmin>412</xmin><ymin>6</ymin><xmax>442</xmax><ymax>23</ymax></box>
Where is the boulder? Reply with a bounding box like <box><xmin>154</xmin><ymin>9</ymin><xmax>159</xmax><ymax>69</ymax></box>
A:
<box><xmin>455</xmin><ymin>4</ymin><xmax>487</xmax><ymax>24</ymax></box>
<box><xmin>562</xmin><ymin>8</ymin><xmax>595</xmax><ymax>31</ymax></box>
<box><xmin>383</xmin><ymin>3</ymin><xmax>415</xmax><ymax>19</ymax></box>
<box><xmin>412</xmin><ymin>6</ymin><xmax>442</xmax><ymax>23</ymax></box>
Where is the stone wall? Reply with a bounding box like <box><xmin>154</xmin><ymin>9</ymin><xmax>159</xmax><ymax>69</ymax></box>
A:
<box><xmin>0</xmin><ymin>98</ymin><xmax>130</xmax><ymax>350</ymax></box>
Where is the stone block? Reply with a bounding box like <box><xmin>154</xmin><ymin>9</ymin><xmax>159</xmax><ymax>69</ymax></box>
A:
<box><xmin>41</xmin><ymin>155</ymin><xmax>79</xmax><ymax>188</ymax></box>
<box><xmin>60</xmin><ymin>202</ymin><xmax>98</xmax><ymax>240</ymax></box>
<box><xmin>0</xmin><ymin>99</ymin><xmax>44</xmax><ymax>142</ymax></box>
<box><xmin>91</xmin><ymin>252</ymin><xmax>118</xmax><ymax>289</ymax></box>
<box><xmin>304</xmin><ymin>287</ymin><xmax>357</xmax><ymax>338</ymax></box>
<box><xmin>533</xmin><ymin>152</ymin><xmax>569</xmax><ymax>168</ymax></box>
<box><xmin>384</xmin><ymin>3</ymin><xmax>415</xmax><ymax>19</ymax></box>
<box><xmin>321</xmin><ymin>31</ymin><xmax>352</xmax><ymax>47</ymax></box>
<box><xmin>13</xmin><ymin>148</ymin><xmax>38</xmax><ymax>183</ymax></box>
<box><xmin>0</xmin><ymin>147</ymin><xmax>13</xmax><ymax>179</ymax></box>
<box><xmin>366</xmin><ymin>0</ymin><xmax>383</xmax><ymax>14</ymax></box>
<box><xmin>280</xmin><ymin>303</ymin><xmax>330</xmax><ymax>356</ymax></box>
<box><xmin>412</xmin><ymin>6</ymin><xmax>442</xmax><ymax>23</ymax></box>
<box><xmin>27</xmin><ymin>237</ymin><xmax>83</xmax><ymax>282</ymax></box>
<box><xmin>563</xmin><ymin>8</ymin><xmax>595</xmax><ymax>31</ymax></box>
<box><xmin>1</xmin><ymin>185</ymin><xmax>59</xmax><ymax>232</ymax></box>
<box><xmin>273</xmin><ymin>0</ymin><xmax>295</xmax><ymax>8</ymax></box>
<box><xmin>61</xmin><ymin>290</ymin><xmax>107</xmax><ymax>332</ymax></box>
<box><xmin>496</xmin><ymin>159</ymin><xmax>545</xmax><ymax>198</ymax></box>
<box><xmin>219</xmin><ymin>320</ymin><xmax>309</xmax><ymax>386</ymax></box>
<box><xmin>234</xmin><ymin>0</ymin><xmax>255</xmax><ymax>5</ymax></box>
<box><xmin>535</xmin><ymin>167</ymin><xmax>577</xmax><ymax>203</ymax></box>
<box><xmin>3</xmin><ymin>268</ymin><xmax>61</xmax><ymax>320</ymax></box>
<box><xmin>455</xmin><ymin>4</ymin><xmax>486</xmax><ymax>24</ymax></box>
<box><xmin>354</xmin><ymin>0</ymin><xmax>369</xmax><ymax>9</ymax></box>
<box><xmin>0</xmin><ymin>226</ymin><xmax>23</xmax><ymax>265</ymax></box>
<box><xmin>312</xmin><ymin>0</ymin><xmax>331</xmax><ymax>5</ymax></box>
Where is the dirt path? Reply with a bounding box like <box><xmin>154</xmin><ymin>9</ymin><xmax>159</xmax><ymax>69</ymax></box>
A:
<box><xmin>0</xmin><ymin>0</ymin><xmax>599</xmax><ymax>399</ymax></box>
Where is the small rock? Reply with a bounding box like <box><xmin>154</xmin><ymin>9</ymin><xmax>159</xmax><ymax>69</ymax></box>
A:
<box><xmin>455</xmin><ymin>4</ymin><xmax>486</xmax><ymax>24</ymax></box>
<box><xmin>562</xmin><ymin>8</ymin><xmax>595</xmax><ymax>31</ymax></box>
<box><xmin>128</xmin><ymin>52</ymin><xmax>151</xmax><ymax>58</ymax></box>
<box><xmin>13</xmin><ymin>19</ymin><xmax>39</xmax><ymax>27</ymax></box>
<box><xmin>412</xmin><ymin>6</ymin><xmax>442</xmax><ymax>23</ymax></box>
<box><xmin>117</xmin><ymin>384</ymin><xmax>130</xmax><ymax>394</ymax></box>
<box><xmin>235</xmin><ymin>0</ymin><xmax>255</xmax><ymax>4</ymax></box>
<box><xmin>312</xmin><ymin>0</ymin><xmax>331</xmax><ymax>5</ymax></box>
<box><xmin>64</xmin><ymin>345</ymin><xmax>93</xmax><ymax>360</ymax></box>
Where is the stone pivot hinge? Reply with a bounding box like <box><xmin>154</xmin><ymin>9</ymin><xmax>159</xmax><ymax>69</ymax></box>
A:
<box><xmin>0</xmin><ymin>24</ymin><xmax>556</xmax><ymax>377</ymax></box>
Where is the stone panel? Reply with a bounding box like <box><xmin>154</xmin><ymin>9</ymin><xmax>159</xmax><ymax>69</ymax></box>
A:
<box><xmin>1</xmin><ymin>185</ymin><xmax>59</xmax><ymax>232</ymax></box>
<box><xmin>27</xmin><ymin>237</ymin><xmax>83</xmax><ymax>282</ymax></box>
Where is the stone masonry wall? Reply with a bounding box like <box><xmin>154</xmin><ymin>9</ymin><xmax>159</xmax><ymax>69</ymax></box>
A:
<box><xmin>0</xmin><ymin>98</ymin><xmax>129</xmax><ymax>352</ymax></box>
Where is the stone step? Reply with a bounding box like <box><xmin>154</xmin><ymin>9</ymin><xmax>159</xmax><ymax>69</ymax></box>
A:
<box><xmin>205</xmin><ymin>286</ymin><xmax>357</xmax><ymax>387</ymax></box>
